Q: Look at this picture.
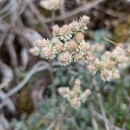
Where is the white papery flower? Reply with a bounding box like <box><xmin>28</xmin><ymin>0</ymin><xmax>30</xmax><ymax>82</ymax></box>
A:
<box><xmin>40</xmin><ymin>0</ymin><xmax>62</xmax><ymax>10</ymax></box>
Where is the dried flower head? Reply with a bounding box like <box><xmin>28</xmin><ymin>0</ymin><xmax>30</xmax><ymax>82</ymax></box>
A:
<box><xmin>74</xmin><ymin>53</ymin><xmax>84</xmax><ymax>62</ymax></box>
<box><xmin>59</xmin><ymin>25</ymin><xmax>72</xmax><ymax>41</ymax></box>
<box><xmin>29</xmin><ymin>47</ymin><xmax>40</xmax><ymax>56</ymax></box>
<box><xmin>87</xmin><ymin>65</ymin><xmax>95</xmax><ymax>72</ymax></box>
<box><xmin>69</xmin><ymin>91</ymin><xmax>77</xmax><ymax>99</ymax></box>
<box><xmin>80</xmin><ymin>42</ymin><xmax>90</xmax><ymax>52</ymax></box>
<box><xmin>58</xmin><ymin>52</ymin><xmax>72</xmax><ymax>66</ymax></box>
<box><xmin>52</xmin><ymin>25</ymin><xmax>61</xmax><ymax>36</ymax></box>
<box><xmin>34</xmin><ymin>39</ymin><xmax>46</xmax><ymax>48</ymax></box>
<box><xmin>101</xmin><ymin>69</ymin><xmax>112</xmax><ymax>81</ymax></box>
<box><xmin>80</xmin><ymin>15</ymin><xmax>90</xmax><ymax>24</ymax></box>
<box><xmin>112</xmin><ymin>71</ymin><xmax>120</xmax><ymax>79</ymax></box>
<box><xmin>80</xmin><ymin>89</ymin><xmax>91</xmax><ymax>102</ymax></box>
<box><xmin>65</xmin><ymin>40</ymin><xmax>77</xmax><ymax>52</ymax></box>
<box><xmin>40</xmin><ymin>47</ymin><xmax>53</xmax><ymax>59</ymax></box>
<box><xmin>69</xmin><ymin>21</ymin><xmax>80</xmax><ymax>32</ymax></box>
<box><xmin>74</xmin><ymin>79</ymin><xmax>81</xmax><ymax>86</ymax></box>
<box><xmin>74</xmin><ymin>32</ymin><xmax>84</xmax><ymax>43</ymax></box>
<box><xmin>70</xmin><ymin>98</ymin><xmax>81</xmax><ymax>108</ymax></box>
<box><xmin>79</xmin><ymin>15</ymin><xmax>90</xmax><ymax>28</ymax></box>
<box><xmin>97</xmin><ymin>61</ymin><xmax>106</xmax><ymax>70</ymax></box>
<box><xmin>58</xmin><ymin>87</ymin><xmax>70</xmax><ymax>98</ymax></box>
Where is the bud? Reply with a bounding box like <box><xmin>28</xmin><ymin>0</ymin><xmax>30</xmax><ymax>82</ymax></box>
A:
<box><xmin>84</xmin><ymin>89</ymin><xmax>91</xmax><ymax>96</ymax></box>
<box><xmin>81</xmin><ymin>43</ymin><xmax>90</xmax><ymax>52</ymax></box>
<box><xmin>80</xmin><ymin>16</ymin><xmax>90</xmax><ymax>25</ymax></box>
<box><xmin>73</xmin><ymin>84</ymin><xmax>81</xmax><ymax>93</ymax></box>
<box><xmin>74</xmin><ymin>53</ymin><xmax>84</xmax><ymax>61</ymax></box>
<box><xmin>65</xmin><ymin>40</ymin><xmax>77</xmax><ymax>52</ymax></box>
<box><xmin>54</xmin><ymin>43</ymin><xmax>63</xmax><ymax>52</ymax></box>
<box><xmin>101</xmin><ymin>69</ymin><xmax>112</xmax><ymax>81</ymax></box>
<box><xmin>104</xmin><ymin>51</ymin><xmax>111</xmax><ymax>57</ymax></box>
<box><xmin>98</xmin><ymin>61</ymin><xmax>105</xmax><ymax>70</ymax></box>
<box><xmin>70</xmin><ymin>98</ymin><xmax>81</xmax><ymax>108</ymax></box>
<box><xmin>61</xmin><ymin>25</ymin><xmax>72</xmax><ymax>36</ymax></box>
<box><xmin>29</xmin><ymin>47</ymin><xmax>40</xmax><ymax>56</ymax></box>
<box><xmin>107</xmin><ymin>61</ymin><xmax>116</xmax><ymax>68</ymax></box>
<box><xmin>87</xmin><ymin>54</ymin><xmax>96</xmax><ymax>62</ymax></box>
<box><xmin>112</xmin><ymin>71</ymin><xmax>120</xmax><ymax>79</ymax></box>
<box><xmin>58</xmin><ymin>87</ymin><xmax>70</xmax><ymax>96</ymax></box>
<box><xmin>58</xmin><ymin>52</ymin><xmax>72</xmax><ymax>66</ymax></box>
<box><xmin>41</xmin><ymin>47</ymin><xmax>53</xmax><ymax>59</ymax></box>
<box><xmin>69</xmin><ymin>91</ymin><xmax>77</xmax><ymax>99</ymax></box>
<box><xmin>75</xmin><ymin>79</ymin><xmax>81</xmax><ymax>86</ymax></box>
<box><xmin>52</xmin><ymin>25</ymin><xmax>60</xmax><ymax>36</ymax></box>
<box><xmin>80</xmin><ymin>89</ymin><xmax>91</xmax><ymax>102</ymax></box>
<box><xmin>74</xmin><ymin>32</ymin><xmax>84</xmax><ymax>43</ymax></box>
<box><xmin>34</xmin><ymin>39</ymin><xmax>47</xmax><ymax>48</ymax></box>
<box><xmin>69</xmin><ymin>21</ymin><xmax>80</xmax><ymax>32</ymax></box>
<box><xmin>87</xmin><ymin>65</ymin><xmax>95</xmax><ymax>72</ymax></box>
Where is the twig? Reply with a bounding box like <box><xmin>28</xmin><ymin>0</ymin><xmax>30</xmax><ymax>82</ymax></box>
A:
<box><xmin>46</xmin><ymin>121</ymin><xmax>55</xmax><ymax>130</ymax></box>
<box><xmin>95</xmin><ymin>7</ymin><xmax>126</xmax><ymax>21</ymax></box>
<box><xmin>89</xmin><ymin>104</ymin><xmax>99</xmax><ymax>130</ymax></box>
<box><xmin>5</xmin><ymin>33</ymin><xmax>18</xmax><ymax>75</ymax></box>
<box><xmin>0</xmin><ymin>60</ymin><xmax>13</xmax><ymax>90</ymax></box>
<box><xmin>97</xmin><ymin>92</ymin><xmax>110</xmax><ymax>130</ymax></box>
<box><xmin>60</xmin><ymin>0</ymin><xmax>65</xmax><ymax>15</ymax></box>
<box><xmin>44</xmin><ymin>0</ymin><xmax>104</xmax><ymax>22</ymax></box>
<box><xmin>28</xmin><ymin>0</ymin><xmax>52</xmax><ymax>38</ymax></box>
<box><xmin>89</xmin><ymin>73</ymin><xmax>110</xmax><ymax>130</ymax></box>
<box><xmin>0</xmin><ymin>25</ymin><xmax>12</xmax><ymax>47</ymax></box>
<box><xmin>0</xmin><ymin>61</ymin><xmax>51</xmax><ymax>109</ymax></box>
<box><xmin>103</xmin><ymin>37</ymin><xmax>130</xmax><ymax>55</ymax></box>
<box><xmin>93</xmin><ymin>111</ymin><xmax>125</xmax><ymax>130</ymax></box>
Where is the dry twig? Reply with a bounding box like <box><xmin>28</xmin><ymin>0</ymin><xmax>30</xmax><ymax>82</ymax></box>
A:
<box><xmin>44</xmin><ymin>0</ymin><xmax>104</xmax><ymax>22</ymax></box>
<box><xmin>0</xmin><ymin>61</ymin><xmax>51</xmax><ymax>109</ymax></box>
<box><xmin>103</xmin><ymin>37</ymin><xmax>130</xmax><ymax>55</ymax></box>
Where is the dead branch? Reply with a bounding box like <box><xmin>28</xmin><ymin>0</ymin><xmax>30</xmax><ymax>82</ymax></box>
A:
<box><xmin>28</xmin><ymin>0</ymin><xmax>52</xmax><ymax>38</ymax></box>
<box><xmin>44</xmin><ymin>0</ymin><xmax>104</xmax><ymax>22</ymax></box>
<box><xmin>0</xmin><ymin>60</ymin><xmax>13</xmax><ymax>90</ymax></box>
<box><xmin>0</xmin><ymin>61</ymin><xmax>52</xmax><ymax>109</ymax></box>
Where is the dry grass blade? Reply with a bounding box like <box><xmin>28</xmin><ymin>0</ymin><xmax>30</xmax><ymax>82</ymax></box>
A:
<box><xmin>103</xmin><ymin>37</ymin><xmax>130</xmax><ymax>55</ymax></box>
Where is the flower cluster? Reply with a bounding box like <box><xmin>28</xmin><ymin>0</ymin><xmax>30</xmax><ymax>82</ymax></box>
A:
<box><xmin>87</xmin><ymin>46</ymin><xmax>129</xmax><ymax>81</ymax></box>
<box><xmin>58</xmin><ymin>79</ymin><xmax>91</xmax><ymax>108</ymax></box>
<box><xmin>30</xmin><ymin>15</ymin><xmax>129</xmax><ymax>81</ymax></box>
<box><xmin>30</xmin><ymin>16</ymin><xmax>94</xmax><ymax>66</ymax></box>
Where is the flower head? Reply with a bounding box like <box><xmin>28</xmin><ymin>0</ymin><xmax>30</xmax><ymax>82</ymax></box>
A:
<box><xmin>65</xmin><ymin>40</ymin><xmax>78</xmax><ymax>52</ymax></box>
<box><xmin>69</xmin><ymin>21</ymin><xmax>80</xmax><ymax>32</ymax></box>
<box><xmin>58</xmin><ymin>52</ymin><xmax>72</xmax><ymax>65</ymax></box>
<box><xmin>74</xmin><ymin>32</ymin><xmax>84</xmax><ymax>43</ymax></box>
<box><xmin>52</xmin><ymin>25</ymin><xmax>60</xmax><ymax>36</ymax></box>
<box><xmin>74</xmin><ymin>53</ymin><xmax>84</xmax><ymax>62</ymax></box>
<box><xmin>101</xmin><ymin>69</ymin><xmax>112</xmax><ymax>81</ymax></box>
<box><xmin>29</xmin><ymin>47</ymin><xmax>40</xmax><ymax>56</ymax></box>
<box><xmin>70</xmin><ymin>98</ymin><xmax>81</xmax><ymax>108</ymax></box>
<box><xmin>80</xmin><ymin>42</ymin><xmax>90</xmax><ymax>52</ymax></box>
<box><xmin>41</xmin><ymin>47</ymin><xmax>54</xmax><ymax>59</ymax></box>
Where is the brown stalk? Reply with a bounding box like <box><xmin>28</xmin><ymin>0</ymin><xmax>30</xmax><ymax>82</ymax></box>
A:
<box><xmin>103</xmin><ymin>37</ymin><xmax>130</xmax><ymax>55</ymax></box>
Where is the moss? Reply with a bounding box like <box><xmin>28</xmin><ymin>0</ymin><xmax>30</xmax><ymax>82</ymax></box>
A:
<box><xmin>17</xmin><ymin>87</ymin><xmax>33</xmax><ymax>114</ymax></box>
<box><xmin>113</xmin><ymin>23</ymin><xmax>129</xmax><ymax>42</ymax></box>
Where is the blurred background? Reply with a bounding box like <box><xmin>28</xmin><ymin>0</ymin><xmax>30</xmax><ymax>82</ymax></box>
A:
<box><xmin>0</xmin><ymin>0</ymin><xmax>130</xmax><ymax>130</ymax></box>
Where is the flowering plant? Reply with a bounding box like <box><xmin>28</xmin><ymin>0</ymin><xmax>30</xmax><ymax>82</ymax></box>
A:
<box><xmin>30</xmin><ymin>15</ymin><xmax>129</xmax><ymax>108</ymax></box>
